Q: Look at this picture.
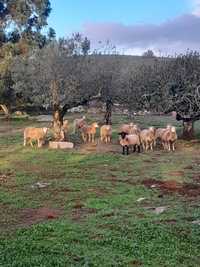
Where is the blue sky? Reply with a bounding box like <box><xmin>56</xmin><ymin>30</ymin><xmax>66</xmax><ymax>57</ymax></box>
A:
<box><xmin>46</xmin><ymin>0</ymin><xmax>200</xmax><ymax>55</ymax></box>
<box><xmin>47</xmin><ymin>0</ymin><xmax>190</xmax><ymax>38</ymax></box>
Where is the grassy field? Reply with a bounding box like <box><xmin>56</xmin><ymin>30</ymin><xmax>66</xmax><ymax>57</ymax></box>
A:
<box><xmin>1</xmin><ymin>113</ymin><xmax>200</xmax><ymax>267</ymax></box>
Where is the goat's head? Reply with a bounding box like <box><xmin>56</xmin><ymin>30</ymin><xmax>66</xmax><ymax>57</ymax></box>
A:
<box><xmin>118</xmin><ymin>131</ymin><xmax>128</xmax><ymax>139</ymax></box>
<box><xmin>92</xmin><ymin>122</ymin><xmax>99</xmax><ymax>128</ymax></box>
<box><xmin>171</xmin><ymin>126</ymin><xmax>176</xmax><ymax>133</ymax></box>
<box><xmin>43</xmin><ymin>127</ymin><xmax>48</xmax><ymax>134</ymax></box>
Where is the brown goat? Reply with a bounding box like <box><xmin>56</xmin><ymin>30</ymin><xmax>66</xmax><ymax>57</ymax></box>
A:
<box><xmin>140</xmin><ymin>127</ymin><xmax>156</xmax><ymax>151</ymax></box>
<box><xmin>81</xmin><ymin>122</ymin><xmax>99</xmax><ymax>143</ymax></box>
<box><xmin>100</xmin><ymin>125</ymin><xmax>112</xmax><ymax>143</ymax></box>
<box><xmin>24</xmin><ymin>127</ymin><xmax>48</xmax><ymax>148</ymax></box>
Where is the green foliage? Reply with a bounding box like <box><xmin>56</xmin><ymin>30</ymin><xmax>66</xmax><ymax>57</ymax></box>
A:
<box><xmin>0</xmin><ymin>0</ymin><xmax>52</xmax><ymax>106</ymax></box>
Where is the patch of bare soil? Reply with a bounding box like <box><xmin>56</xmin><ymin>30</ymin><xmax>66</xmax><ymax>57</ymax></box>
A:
<box><xmin>142</xmin><ymin>179</ymin><xmax>200</xmax><ymax>198</ymax></box>
<box><xmin>14</xmin><ymin>160</ymin><xmax>66</xmax><ymax>179</ymax></box>
<box><xmin>78</xmin><ymin>142</ymin><xmax>120</xmax><ymax>154</ymax></box>
<box><xmin>71</xmin><ymin>203</ymin><xmax>97</xmax><ymax>221</ymax></box>
<box><xmin>19</xmin><ymin>207</ymin><xmax>62</xmax><ymax>226</ymax></box>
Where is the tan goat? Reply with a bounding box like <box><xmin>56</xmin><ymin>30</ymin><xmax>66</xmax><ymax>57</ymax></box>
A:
<box><xmin>140</xmin><ymin>127</ymin><xmax>156</xmax><ymax>151</ymax></box>
<box><xmin>161</xmin><ymin>126</ymin><xmax>177</xmax><ymax>151</ymax></box>
<box><xmin>81</xmin><ymin>122</ymin><xmax>99</xmax><ymax>143</ymax></box>
<box><xmin>24</xmin><ymin>127</ymin><xmax>48</xmax><ymax>148</ymax></box>
<box><xmin>100</xmin><ymin>125</ymin><xmax>112</xmax><ymax>143</ymax></box>
<box><xmin>118</xmin><ymin>132</ymin><xmax>141</xmax><ymax>154</ymax></box>
<box><xmin>155</xmin><ymin>125</ymin><xmax>172</xmax><ymax>146</ymax></box>
<box><xmin>120</xmin><ymin>123</ymin><xmax>140</xmax><ymax>135</ymax></box>
<box><xmin>73</xmin><ymin>116</ymin><xmax>86</xmax><ymax>133</ymax></box>
<box><xmin>60</xmin><ymin>120</ymin><xmax>69</xmax><ymax>141</ymax></box>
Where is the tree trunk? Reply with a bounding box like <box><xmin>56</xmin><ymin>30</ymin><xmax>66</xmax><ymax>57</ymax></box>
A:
<box><xmin>182</xmin><ymin>121</ymin><xmax>195</xmax><ymax>140</ymax></box>
<box><xmin>52</xmin><ymin>105</ymin><xmax>65</xmax><ymax>141</ymax></box>
<box><xmin>104</xmin><ymin>99</ymin><xmax>113</xmax><ymax>125</ymax></box>
<box><xmin>53</xmin><ymin>107</ymin><xmax>63</xmax><ymax>126</ymax></box>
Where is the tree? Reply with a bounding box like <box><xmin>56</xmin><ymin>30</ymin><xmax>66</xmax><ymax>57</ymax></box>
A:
<box><xmin>125</xmin><ymin>51</ymin><xmax>200</xmax><ymax>139</ymax></box>
<box><xmin>142</xmin><ymin>50</ymin><xmax>155</xmax><ymax>58</ymax></box>
<box><xmin>48</xmin><ymin>28</ymin><xmax>56</xmax><ymax>41</ymax></box>
<box><xmin>95</xmin><ymin>58</ymin><xmax>122</xmax><ymax>124</ymax></box>
<box><xmin>165</xmin><ymin>52</ymin><xmax>200</xmax><ymax>139</ymax></box>
<box><xmin>11</xmin><ymin>38</ymin><xmax>102</xmax><ymax>138</ymax></box>
<box><xmin>0</xmin><ymin>0</ymin><xmax>52</xmax><ymax>112</ymax></box>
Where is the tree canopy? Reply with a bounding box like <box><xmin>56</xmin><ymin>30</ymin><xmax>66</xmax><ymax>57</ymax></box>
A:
<box><xmin>0</xmin><ymin>0</ymin><xmax>52</xmax><ymax>109</ymax></box>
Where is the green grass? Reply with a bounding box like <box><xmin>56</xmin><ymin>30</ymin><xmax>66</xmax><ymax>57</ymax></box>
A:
<box><xmin>0</xmin><ymin>114</ymin><xmax>200</xmax><ymax>266</ymax></box>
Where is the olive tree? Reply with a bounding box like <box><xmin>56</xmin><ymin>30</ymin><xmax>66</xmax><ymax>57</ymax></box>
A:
<box><xmin>0</xmin><ymin>0</ymin><xmax>52</xmax><ymax>113</ymax></box>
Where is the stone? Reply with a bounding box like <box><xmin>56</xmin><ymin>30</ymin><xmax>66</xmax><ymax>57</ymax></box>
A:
<box><xmin>137</xmin><ymin>197</ymin><xmax>146</xmax><ymax>202</ymax></box>
<box><xmin>192</xmin><ymin>220</ymin><xmax>200</xmax><ymax>225</ymax></box>
<box><xmin>31</xmin><ymin>182</ymin><xmax>51</xmax><ymax>189</ymax></box>
<box><xmin>49</xmin><ymin>141</ymin><xmax>74</xmax><ymax>149</ymax></box>
<box><xmin>153</xmin><ymin>206</ymin><xmax>167</xmax><ymax>215</ymax></box>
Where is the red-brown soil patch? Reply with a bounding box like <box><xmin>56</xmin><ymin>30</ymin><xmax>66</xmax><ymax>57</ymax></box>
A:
<box><xmin>19</xmin><ymin>207</ymin><xmax>62</xmax><ymax>226</ymax></box>
<box><xmin>142</xmin><ymin>179</ymin><xmax>200</xmax><ymax>198</ymax></box>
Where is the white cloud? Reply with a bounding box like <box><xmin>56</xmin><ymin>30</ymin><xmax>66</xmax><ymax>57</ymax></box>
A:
<box><xmin>83</xmin><ymin>14</ymin><xmax>200</xmax><ymax>56</ymax></box>
<box><xmin>191</xmin><ymin>0</ymin><xmax>200</xmax><ymax>16</ymax></box>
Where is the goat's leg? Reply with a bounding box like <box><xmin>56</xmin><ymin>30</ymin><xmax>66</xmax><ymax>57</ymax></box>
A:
<box><xmin>162</xmin><ymin>142</ymin><xmax>165</xmax><ymax>150</ymax></box>
<box><xmin>168</xmin><ymin>142</ymin><xmax>170</xmax><ymax>151</ymax></box>
<box><xmin>37</xmin><ymin>139</ymin><xmax>40</xmax><ymax>148</ymax></box>
<box><xmin>172</xmin><ymin>142</ymin><xmax>175</xmax><ymax>151</ymax></box>
<box><xmin>133</xmin><ymin>145</ymin><xmax>136</xmax><ymax>153</ymax></box>
<box><xmin>142</xmin><ymin>142</ymin><xmax>145</xmax><ymax>151</ymax></box>
<box><xmin>145</xmin><ymin>142</ymin><xmax>148</xmax><ymax>151</ymax></box>
<box><xmin>150</xmin><ymin>142</ymin><xmax>153</xmax><ymax>151</ymax></box>
<box><xmin>30</xmin><ymin>140</ymin><xmax>34</xmax><ymax>147</ymax></box>
<box><xmin>81</xmin><ymin>133</ymin><xmax>85</xmax><ymax>142</ymax></box>
<box><xmin>126</xmin><ymin>145</ymin><xmax>129</xmax><ymax>155</ymax></box>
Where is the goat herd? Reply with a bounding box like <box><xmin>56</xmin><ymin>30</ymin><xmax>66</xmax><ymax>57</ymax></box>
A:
<box><xmin>23</xmin><ymin>115</ymin><xmax>178</xmax><ymax>155</ymax></box>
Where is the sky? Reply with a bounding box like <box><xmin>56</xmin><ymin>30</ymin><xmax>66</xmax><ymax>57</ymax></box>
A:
<box><xmin>47</xmin><ymin>0</ymin><xmax>200</xmax><ymax>55</ymax></box>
